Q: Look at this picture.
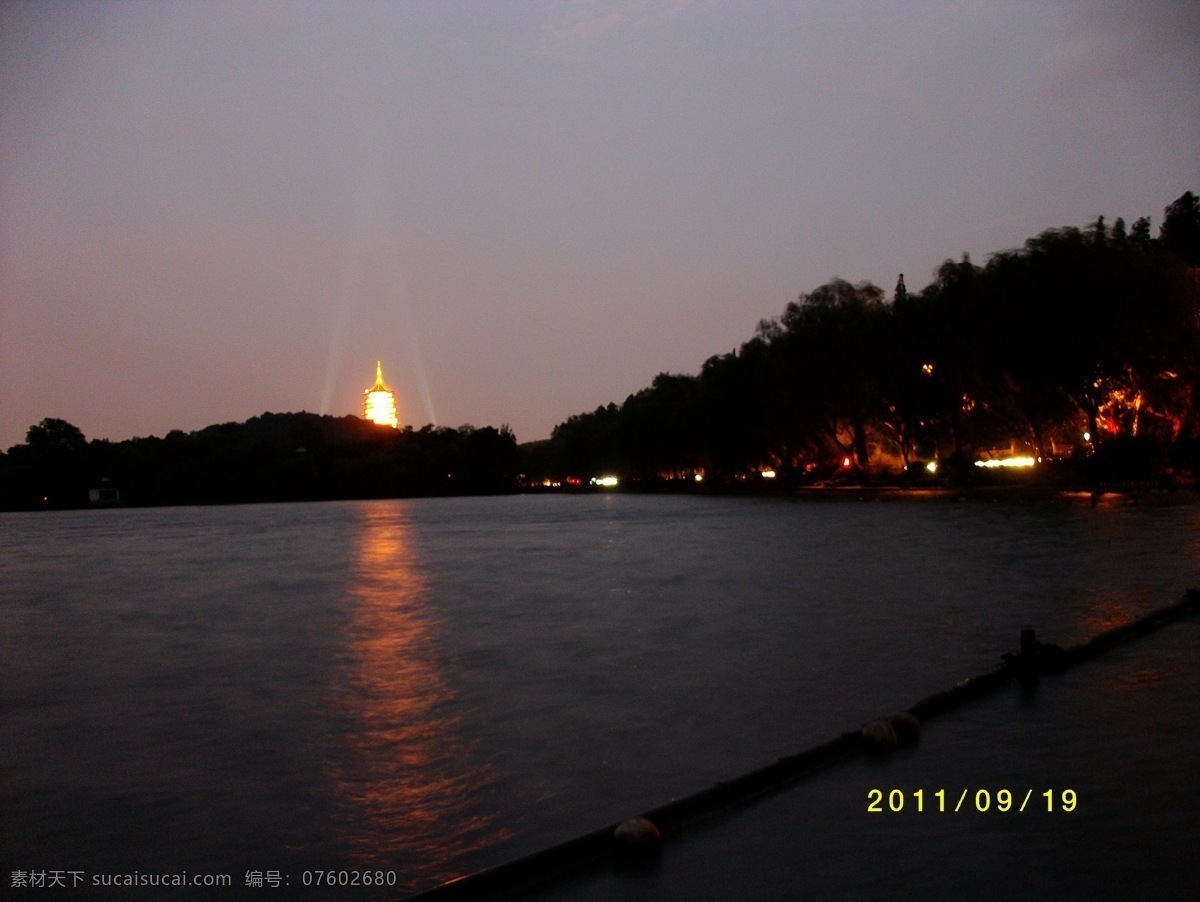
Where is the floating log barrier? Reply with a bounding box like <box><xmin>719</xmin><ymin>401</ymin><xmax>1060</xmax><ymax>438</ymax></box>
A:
<box><xmin>408</xmin><ymin>589</ymin><xmax>1198</xmax><ymax>901</ymax></box>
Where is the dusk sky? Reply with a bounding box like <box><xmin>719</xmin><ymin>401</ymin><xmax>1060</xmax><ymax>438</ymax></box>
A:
<box><xmin>2</xmin><ymin>1</ymin><xmax>1197</xmax><ymax>449</ymax></box>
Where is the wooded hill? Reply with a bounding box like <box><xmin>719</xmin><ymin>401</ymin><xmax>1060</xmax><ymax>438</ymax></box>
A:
<box><xmin>524</xmin><ymin>192</ymin><xmax>1200</xmax><ymax>488</ymax></box>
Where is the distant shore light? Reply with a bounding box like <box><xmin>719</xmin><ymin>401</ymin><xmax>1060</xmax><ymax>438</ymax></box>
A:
<box><xmin>973</xmin><ymin>456</ymin><xmax>1036</xmax><ymax>469</ymax></box>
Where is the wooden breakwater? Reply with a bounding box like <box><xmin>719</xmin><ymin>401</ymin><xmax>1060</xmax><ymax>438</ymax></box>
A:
<box><xmin>408</xmin><ymin>589</ymin><xmax>1199</xmax><ymax>901</ymax></box>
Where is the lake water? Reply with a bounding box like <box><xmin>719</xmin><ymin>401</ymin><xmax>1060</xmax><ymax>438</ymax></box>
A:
<box><xmin>2</xmin><ymin>493</ymin><xmax>1198</xmax><ymax>898</ymax></box>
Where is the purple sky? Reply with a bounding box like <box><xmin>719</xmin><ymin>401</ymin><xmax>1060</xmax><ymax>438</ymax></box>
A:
<box><xmin>2</xmin><ymin>1</ymin><xmax>1197</xmax><ymax>449</ymax></box>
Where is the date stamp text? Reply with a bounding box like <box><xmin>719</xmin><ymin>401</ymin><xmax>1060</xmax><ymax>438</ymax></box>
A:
<box><xmin>867</xmin><ymin>788</ymin><xmax>1077</xmax><ymax>813</ymax></box>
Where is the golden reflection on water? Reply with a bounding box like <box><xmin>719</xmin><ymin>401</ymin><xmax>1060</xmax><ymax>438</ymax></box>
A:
<box><xmin>1108</xmin><ymin>664</ymin><xmax>1168</xmax><ymax>693</ymax></box>
<box><xmin>331</xmin><ymin>504</ymin><xmax>505</xmax><ymax>891</ymax></box>
<box><xmin>1075</xmin><ymin>596</ymin><xmax>1139</xmax><ymax>636</ymax></box>
<box><xmin>1072</xmin><ymin>594</ymin><xmax>1173</xmax><ymax>694</ymax></box>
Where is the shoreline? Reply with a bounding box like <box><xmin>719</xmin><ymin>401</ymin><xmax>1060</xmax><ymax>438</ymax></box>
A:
<box><xmin>4</xmin><ymin>480</ymin><xmax>1197</xmax><ymax>514</ymax></box>
<box><xmin>524</xmin><ymin>478</ymin><xmax>1200</xmax><ymax>505</ymax></box>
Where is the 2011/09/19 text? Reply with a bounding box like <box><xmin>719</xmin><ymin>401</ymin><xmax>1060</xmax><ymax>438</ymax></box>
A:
<box><xmin>867</xmin><ymin>788</ymin><xmax>1077</xmax><ymax>813</ymax></box>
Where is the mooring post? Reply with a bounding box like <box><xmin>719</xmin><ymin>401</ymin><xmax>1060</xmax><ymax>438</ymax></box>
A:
<box><xmin>1020</xmin><ymin>627</ymin><xmax>1037</xmax><ymax>657</ymax></box>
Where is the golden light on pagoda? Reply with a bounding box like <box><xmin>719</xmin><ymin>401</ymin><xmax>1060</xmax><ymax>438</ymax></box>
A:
<box><xmin>363</xmin><ymin>361</ymin><xmax>399</xmax><ymax>428</ymax></box>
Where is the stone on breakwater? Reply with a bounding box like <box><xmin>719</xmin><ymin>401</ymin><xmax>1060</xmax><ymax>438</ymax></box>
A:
<box><xmin>861</xmin><ymin>718</ymin><xmax>899</xmax><ymax>752</ymax></box>
<box><xmin>614</xmin><ymin>817</ymin><xmax>662</xmax><ymax>856</ymax></box>
<box><xmin>889</xmin><ymin>711</ymin><xmax>921</xmax><ymax>744</ymax></box>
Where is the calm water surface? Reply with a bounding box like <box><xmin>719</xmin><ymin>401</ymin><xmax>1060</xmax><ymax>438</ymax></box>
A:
<box><xmin>2</xmin><ymin>494</ymin><xmax>1198</xmax><ymax>898</ymax></box>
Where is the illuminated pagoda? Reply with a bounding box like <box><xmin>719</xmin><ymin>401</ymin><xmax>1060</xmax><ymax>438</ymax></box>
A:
<box><xmin>363</xmin><ymin>361</ymin><xmax>399</xmax><ymax>428</ymax></box>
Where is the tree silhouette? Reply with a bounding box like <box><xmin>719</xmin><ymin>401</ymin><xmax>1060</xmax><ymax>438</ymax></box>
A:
<box><xmin>26</xmin><ymin>418</ymin><xmax>87</xmax><ymax>454</ymax></box>
<box><xmin>528</xmin><ymin>191</ymin><xmax>1199</xmax><ymax>488</ymax></box>
<box><xmin>1160</xmin><ymin>191</ymin><xmax>1200</xmax><ymax>266</ymax></box>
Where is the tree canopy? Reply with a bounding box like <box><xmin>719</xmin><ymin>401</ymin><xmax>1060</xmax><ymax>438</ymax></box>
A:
<box><xmin>1</xmin><ymin>413</ymin><xmax>520</xmax><ymax>509</ymax></box>
<box><xmin>528</xmin><ymin>192</ymin><xmax>1200</xmax><ymax>488</ymax></box>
